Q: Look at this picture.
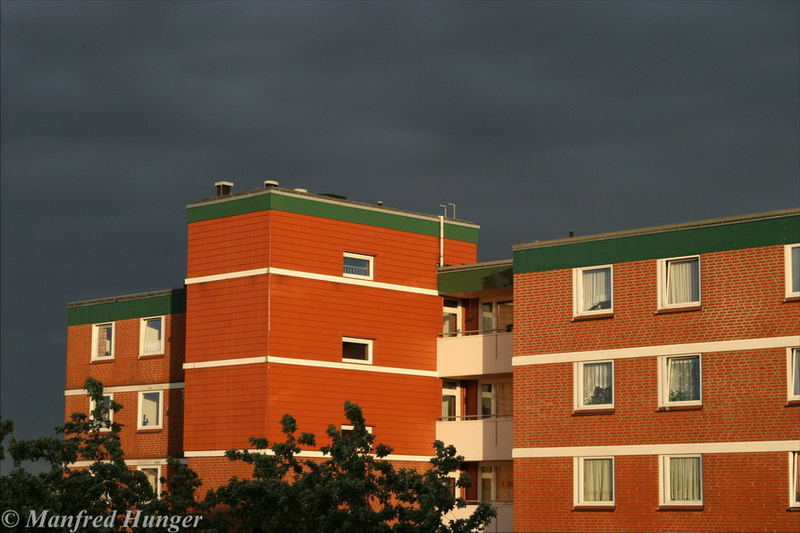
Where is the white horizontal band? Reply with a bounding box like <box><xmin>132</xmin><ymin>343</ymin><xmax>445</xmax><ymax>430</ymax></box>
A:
<box><xmin>184</xmin><ymin>266</ymin><xmax>438</xmax><ymax>296</ymax></box>
<box><xmin>183</xmin><ymin>357</ymin><xmax>267</xmax><ymax>369</ymax></box>
<box><xmin>267</xmin><ymin>355</ymin><xmax>437</xmax><ymax>377</ymax></box>
<box><xmin>513</xmin><ymin>335</ymin><xmax>800</xmax><ymax>366</ymax></box>
<box><xmin>64</xmin><ymin>382</ymin><xmax>185</xmax><ymax>396</ymax></box>
<box><xmin>184</xmin><ymin>449</ymin><xmax>432</xmax><ymax>462</ymax></box>
<box><xmin>70</xmin><ymin>458</ymin><xmax>187</xmax><ymax>467</ymax></box>
<box><xmin>513</xmin><ymin>440</ymin><xmax>800</xmax><ymax>458</ymax></box>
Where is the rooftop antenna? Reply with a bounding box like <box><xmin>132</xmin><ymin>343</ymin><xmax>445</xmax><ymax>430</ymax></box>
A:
<box><xmin>439</xmin><ymin>204</ymin><xmax>448</xmax><ymax>218</ymax></box>
<box><xmin>447</xmin><ymin>202</ymin><xmax>457</xmax><ymax>219</ymax></box>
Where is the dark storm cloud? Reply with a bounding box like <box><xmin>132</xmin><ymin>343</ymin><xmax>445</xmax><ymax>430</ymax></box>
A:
<box><xmin>1</xmin><ymin>1</ymin><xmax>797</xmax><ymax>456</ymax></box>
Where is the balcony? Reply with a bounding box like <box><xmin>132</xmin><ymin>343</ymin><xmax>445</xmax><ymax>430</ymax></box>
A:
<box><xmin>436</xmin><ymin>416</ymin><xmax>513</xmax><ymax>462</ymax></box>
<box><xmin>437</xmin><ymin>330</ymin><xmax>513</xmax><ymax>378</ymax></box>
<box><xmin>443</xmin><ymin>501</ymin><xmax>513</xmax><ymax>533</ymax></box>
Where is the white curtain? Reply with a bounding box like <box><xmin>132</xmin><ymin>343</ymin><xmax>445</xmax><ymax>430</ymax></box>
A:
<box><xmin>143</xmin><ymin>319</ymin><xmax>162</xmax><ymax>353</ymax></box>
<box><xmin>794</xmin><ymin>349</ymin><xmax>800</xmax><ymax>396</ymax></box>
<box><xmin>583</xmin><ymin>362</ymin><xmax>612</xmax><ymax>405</ymax></box>
<box><xmin>583</xmin><ymin>458</ymin><xmax>613</xmax><ymax>502</ymax></box>
<box><xmin>792</xmin><ymin>247</ymin><xmax>800</xmax><ymax>293</ymax></box>
<box><xmin>582</xmin><ymin>268</ymin><xmax>611</xmax><ymax>311</ymax></box>
<box><xmin>668</xmin><ymin>357</ymin><xmax>699</xmax><ymax>401</ymax></box>
<box><xmin>670</xmin><ymin>457</ymin><xmax>701</xmax><ymax>501</ymax></box>
<box><xmin>141</xmin><ymin>393</ymin><xmax>160</xmax><ymax>426</ymax></box>
<box><xmin>666</xmin><ymin>259</ymin><xmax>699</xmax><ymax>304</ymax></box>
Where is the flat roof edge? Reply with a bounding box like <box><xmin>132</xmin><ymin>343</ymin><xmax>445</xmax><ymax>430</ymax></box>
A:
<box><xmin>438</xmin><ymin>259</ymin><xmax>513</xmax><ymax>273</ymax></box>
<box><xmin>68</xmin><ymin>288</ymin><xmax>185</xmax><ymax>308</ymax></box>
<box><xmin>513</xmin><ymin>208</ymin><xmax>800</xmax><ymax>251</ymax></box>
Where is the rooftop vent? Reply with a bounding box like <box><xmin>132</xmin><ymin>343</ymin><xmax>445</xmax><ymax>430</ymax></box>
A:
<box><xmin>293</xmin><ymin>188</ymin><xmax>309</xmax><ymax>193</ymax></box>
<box><xmin>264</xmin><ymin>180</ymin><xmax>280</xmax><ymax>188</ymax></box>
<box><xmin>214</xmin><ymin>181</ymin><xmax>234</xmax><ymax>197</ymax></box>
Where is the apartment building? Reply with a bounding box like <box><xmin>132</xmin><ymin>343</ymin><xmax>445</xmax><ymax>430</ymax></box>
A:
<box><xmin>64</xmin><ymin>184</ymin><xmax>799</xmax><ymax>532</ymax></box>
<box><xmin>511</xmin><ymin>210</ymin><xmax>800</xmax><ymax>532</ymax></box>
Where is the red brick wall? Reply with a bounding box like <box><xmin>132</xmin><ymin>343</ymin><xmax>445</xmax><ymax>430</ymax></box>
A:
<box><xmin>514</xmin><ymin>246</ymin><xmax>799</xmax><ymax>356</ymax></box>
<box><xmin>514</xmin><ymin>453</ymin><xmax>799</xmax><ymax>532</ymax></box>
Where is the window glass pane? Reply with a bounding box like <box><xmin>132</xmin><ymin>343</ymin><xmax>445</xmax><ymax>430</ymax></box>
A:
<box><xmin>480</xmin><ymin>384</ymin><xmax>493</xmax><ymax>416</ymax></box>
<box><xmin>141</xmin><ymin>468</ymin><xmax>159</xmax><ymax>494</ymax></box>
<box><xmin>495</xmin><ymin>382</ymin><xmax>513</xmax><ymax>416</ymax></box>
<box><xmin>140</xmin><ymin>392</ymin><xmax>160</xmax><ymax>427</ymax></box>
<box><xmin>666</xmin><ymin>258</ymin><xmax>699</xmax><ymax>304</ymax></box>
<box><xmin>480</xmin><ymin>467</ymin><xmax>493</xmax><ymax>501</ymax></box>
<box><xmin>96</xmin><ymin>324</ymin><xmax>112</xmax><ymax>358</ymax></box>
<box><xmin>445</xmin><ymin>477</ymin><xmax>456</xmax><ymax>498</ymax></box>
<box><xmin>343</xmin><ymin>256</ymin><xmax>370</xmax><ymax>277</ymax></box>
<box><xmin>481</xmin><ymin>302</ymin><xmax>494</xmax><ymax>331</ymax></box>
<box><xmin>582</xmin><ymin>362</ymin><xmax>612</xmax><ymax>406</ymax></box>
<box><xmin>668</xmin><ymin>356</ymin><xmax>700</xmax><ymax>402</ymax></box>
<box><xmin>581</xmin><ymin>268</ymin><xmax>611</xmax><ymax>311</ymax></box>
<box><xmin>794</xmin><ymin>349</ymin><xmax>800</xmax><ymax>396</ymax></box>
<box><xmin>583</xmin><ymin>458</ymin><xmax>613</xmax><ymax>502</ymax></box>
<box><xmin>443</xmin><ymin>312</ymin><xmax>458</xmax><ymax>336</ymax></box>
<box><xmin>669</xmin><ymin>457</ymin><xmax>701</xmax><ymax>501</ymax></box>
<box><xmin>496</xmin><ymin>464</ymin><xmax>514</xmax><ymax>501</ymax></box>
<box><xmin>497</xmin><ymin>301</ymin><xmax>513</xmax><ymax>331</ymax></box>
<box><xmin>143</xmin><ymin>318</ymin><xmax>163</xmax><ymax>353</ymax></box>
<box><xmin>792</xmin><ymin>246</ymin><xmax>800</xmax><ymax>293</ymax></box>
<box><xmin>442</xmin><ymin>395</ymin><xmax>456</xmax><ymax>420</ymax></box>
<box><xmin>794</xmin><ymin>452</ymin><xmax>800</xmax><ymax>504</ymax></box>
<box><xmin>342</xmin><ymin>341</ymin><xmax>368</xmax><ymax>360</ymax></box>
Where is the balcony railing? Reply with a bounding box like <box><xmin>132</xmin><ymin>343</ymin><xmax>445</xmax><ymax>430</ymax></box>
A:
<box><xmin>435</xmin><ymin>415</ymin><xmax>513</xmax><ymax>461</ymax></box>
<box><xmin>443</xmin><ymin>501</ymin><xmax>513</xmax><ymax>533</ymax></box>
<box><xmin>437</xmin><ymin>330</ymin><xmax>513</xmax><ymax>377</ymax></box>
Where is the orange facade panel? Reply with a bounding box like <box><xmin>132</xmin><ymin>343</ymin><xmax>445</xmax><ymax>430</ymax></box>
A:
<box><xmin>442</xmin><ymin>238</ymin><xmax>478</xmax><ymax>267</ymax></box>
<box><xmin>266</xmin><ymin>363</ymin><xmax>440</xmax><ymax>457</ymax></box>
<box><xmin>184</xmin><ymin>276</ymin><xmax>269</xmax><ymax>363</ymax></box>
<box><xmin>183</xmin><ymin>364</ymin><xmax>268</xmax><ymax>451</ymax></box>
<box><xmin>65</xmin><ymin>314</ymin><xmax>185</xmax><ymax>390</ymax></box>
<box><xmin>267</xmin><ymin>275</ymin><xmax>440</xmax><ymax>370</ymax></box>
<box><xmin>187</xmin><ymin>210</ymin><xmax>271</xmax><ymax>278</ymax></box>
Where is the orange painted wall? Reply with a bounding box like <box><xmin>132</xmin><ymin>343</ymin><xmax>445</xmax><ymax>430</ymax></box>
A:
<box><xmin>186</xmin><ymin>210</ymin><xmax>271</xmax><ymax>279</ymax></box>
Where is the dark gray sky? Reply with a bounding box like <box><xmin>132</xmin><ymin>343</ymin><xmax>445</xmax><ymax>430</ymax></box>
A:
<box><xmin>1</xmin><ymin>1</ymin><xmax>798</xmax><ymax>460</ymax></box>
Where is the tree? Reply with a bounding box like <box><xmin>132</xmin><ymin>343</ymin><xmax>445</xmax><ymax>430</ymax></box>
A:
<box><xmin>0</xmin><ymin>378</ymin><xmax>201</xmax><ymax>531</ymax></box>
<box><xmin>206</xmin><ymin>401</ymin><xmax>495</xmax><ymax>533</ymax></box>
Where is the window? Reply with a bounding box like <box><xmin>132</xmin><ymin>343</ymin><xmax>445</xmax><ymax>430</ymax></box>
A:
<box><xmin>340</xmin><ymin>424</ymin><xmax>373</xmax><ymax>435</ymax></box>
<box><xmin>574</xmin><ymin>457</ymin><xmax>615</xmax><ymax>506</ymax></box>
<box><xmin>91</xmin><ymin>323</ymin><xmax>114</xmax><ymax>360</ymax></box>
<box><xmin>659</xmin><ymin>355</ymin><xmax>702</xmax><ymax>407</ymax></box>
<box><xmin>789</xmin><ymin>348</ymin><xmax>800</xmax><ymax>402</ymax></box>
<box><xmin>137</xmin><ymin>391</ymin><xmax>163</xmax><ymax>429</ymax></box>
<box><xmin>660</xmin><ymin>455</ymin><xmax>703</xmax><ymax>506</ymax></box>
<box><xmin>138</xmin><ymin>466</ymin><xmax>161</xmax><ymax>497</ymax></box>
<box><xmin>480</xmin><ymin>299</ymin><xmax>513</xmax><ymax>333</ymax></box>
<box><xmin>658</xmin><ymin>256</ymin><xmax>700</xmax><ymax>308</ymax></box>
<box><xmin>573</xmin><ymin>265</ymin><xmax>613</xmax><ymax>316</ymax></box>
<box><xmin>479</xmin><ymin>463</ymin><xmax>513</xmax><ymax>502</ymax></box>
<box><xmin>791</xmin><ymin>452</ymin><xmax>800</xmax><ymax>508</ymax></box>
<box><xmin>442</xmin><ymin>299</ymin><xmax>461</xmax><ymax>337</ymax></box>
<box><xmin>342</xmin><ymin>337</ymin><xmax>373</xmax><ymax>364</ymax></box>
<box><xmin>575</xmin><ymin>361</ymin><xmax>613</xmax><ymax>410</ymax></box>
<box><xmin>787</xmin><ymin>244</ymin><xmax>800</xmax><ymax>298</ymax></box>
<box><xmin>343</xmin><ymin>252</ymin><xmax>373</xmax><ymax>280</ymax></box>
<box><xmin>89</xmin><ymin>394</ymin><xmax>114</xmax><ymax>431</ymax></box>
<box><xmin>139</xmin><ymin>316</ymin><xmax>164</xmax><ymax>356</ymax></box>
<box><xmin>445</xmin><ymin>476</ymin><xmax>457</xmax><ymax>498</ymax></box>
<box><xmin>478</xmin><ymin>379</ymin><xmax>513</xmax><ymax>419</ymax></box>
<box><xmin>441</xmin><ymin>380</ymin><xmax>460</xmax><ymax>420</ymax></box>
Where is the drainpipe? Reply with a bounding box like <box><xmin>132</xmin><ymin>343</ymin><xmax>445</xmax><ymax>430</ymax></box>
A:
<box><xmin>439</xmin><ymin>215</ymin><xmax>445</xmax><ymax>266</ymax></box>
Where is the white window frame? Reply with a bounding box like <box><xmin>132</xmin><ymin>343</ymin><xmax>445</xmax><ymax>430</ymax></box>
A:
<box><xmin>91</xmin><ymin>322</ymin><xmax>115</xmax><ymax>361</ymax></box>
<box><xmin>790</xmin><ymin>451</ymin><xmax>800</xmax><ymax>508</ymax></box>
<box><xmin>659</xmin><ymin>454</ymin><xmax>703</xmax><ymax>506</ymax></box>
<box><xmin>442</xmin><ymin>299</ymin><xmax>462</xmax><ymax>337</ymax></box>
<box><xmin>786</xmin><ymin>244</ymin><xmax>800</xmax><ymax>298</ymax></box>
<box><xmin>789</xmin><ymin>348</ymin><xmax>800</xmax><ymax>402</ymax></box>
<box><xmin>657</xmin><ymin>255</ymin><xmax>701</xmax><ymax>309</ymax></box>
<box><xmin>479</xmin><ymin>465</ymin><xmax>496</xmax><ymax>502</ymax></box>
<box><xmin>137</xmin><ymin>465</ymin><xmax>162</xmax><ymax>498</ymax></box>
<box><xmin>572</xmin><ymin>265</ymin><xmax>614</xmax><ymax>317</ymax></box>
<box><xmin>441</xmin><ymin>380</ymin><xmax>462</xmax><ymax>420</ymax></box>
<box><xmin>342</xmin><ymin>252</ymin><xmax>374</xmax><ymax>280</ymax></box>
<box><xmin>658</xmin><ymin>354</ymin><xmax>702</xmax><ymax>408</ymax></box>
<box><xmin>340</xmin><ymin>424</ymin><xmax>373</xmax><ymax>434</ymax></box>
<box><xmin>342</xmin><ymin>337</ymin><xmax>373</xmax><ymax>364</ymax></box>
<box><xmin>89</xmin><ymin>394</ymin><xmax>114</xmax><ymax>432</ymax></box>
<box><xmin>478</xmin><ymin>297</ymin><xmax>514</xmax><ymax>333</ymax></box>
<box><xmin>137</xmin><ymin>390</ymin><xmax>164</xmax><ymax>430</ymax></box>
<box><xmin>574</xmin><ymin>360</ymin><xmax>614</xmax><ymax>410</ymax></box>
<box><xmin>573</xmin><ymin>456</ymin><xmax>615</xmax><ymax>506</ymax></box>
<box><xmin>139</xmin><ymin>315</ymin><xmax>165</xmax><ymax>357</ymax></box>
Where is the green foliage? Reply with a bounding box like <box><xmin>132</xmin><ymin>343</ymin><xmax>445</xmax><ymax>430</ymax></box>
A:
<box><xmin>0</xmin><ymin>378</ymin><xmax>201</xmax><ymax>531</ymax></box>
<box><xmin>206</xmin><ymin>401</ymin><xmax>495</xmax><ymax>533</ymax></box>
